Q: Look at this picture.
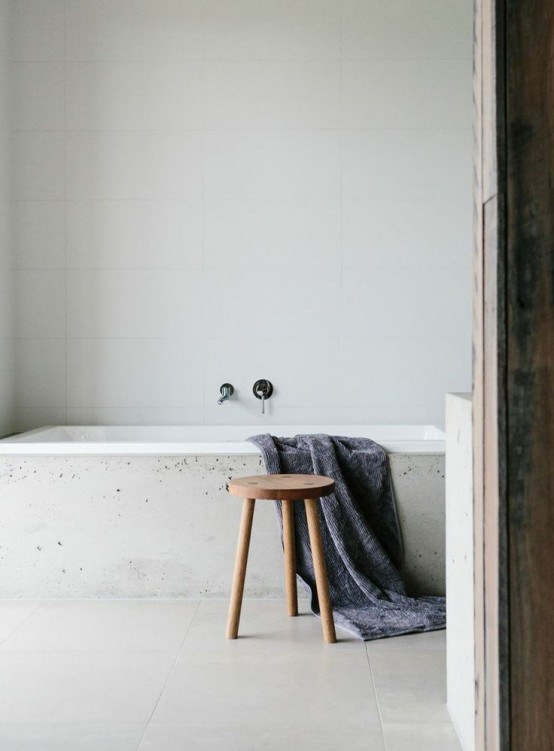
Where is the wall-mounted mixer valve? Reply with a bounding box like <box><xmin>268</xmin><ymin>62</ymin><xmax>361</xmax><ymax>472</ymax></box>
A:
<box><xmin>252</xmin><ymin>379</ymin><xmax>273</xmax><ymax>414</ymax></box>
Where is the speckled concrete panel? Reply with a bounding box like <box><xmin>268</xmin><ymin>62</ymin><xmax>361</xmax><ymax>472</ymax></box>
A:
<box><xmin>390</xmin><ymin>454</ymin><xmax>445</xmax><ymax>596</ymax></box>
<box><xmin>0</xmin><ymin>453</ymin><xmax>444</xmax><ymax>598</ymax></box>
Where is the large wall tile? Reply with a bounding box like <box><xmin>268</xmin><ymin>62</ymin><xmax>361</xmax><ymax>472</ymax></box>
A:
<box><xmin>204</xmin><ymin>268</ymin><xmax>341</xmax><ymax>339</ymax></box>
<box><xmin>204</xmin><ymin>60</ymin><xmax>340</xmax><ymax>130</ymax></box>
<box><xmin>65</xmin><ymin>0</ymin><xmax>202</xmax><ymax>61</ymax></box>
<box><xmin>65</xmin><ymin>132</ymin><xmax>203</xmax><ymax>200</ymax></box>
<box><xmin>66</xmin><ymin>201</ymin><xmax>202</xmax><ymax>270</ymax></box>
<box><xmin>0</xmin><ymin>271</ymin><xmax>14</xmax><ymax>339</ymax></box>
<box><xmin>10</xmin><ymin>0</ymin><xmax>64</xmax><ymax>62</ymax></box>
<box><xmin>342</xmin><ymin>129</ymin><xmax>473</xmax><ymax>199</ymax></box>
<box><xmin>204</xmin><ymin>131</ymin><xmax>340</xmax><ymax>200</ymax></box>
<box><xmin>15</xmin><ymin>407</ymin><xmax>67</xmax><ymax>432</ymax></box>
<box><xmin>339</xmin><ymin>337</ymin><xmax>472</xmax><ymax>408</ymax></box>
<box><xmin>204</xmin><ymin>199</ymin><xmax>340</xmax><ymax>270</ymax></box>
<box><xmin>13</xmin><ymin>201</ymin><xmax>65</xmax><ymax>270</ymax></box>
<box><xmin>15</xmin><ymin>271</ymin><xmax>65</xmax><ymax>338</ymax></box>
<box><xmin>342</xmin><ymin>266</ymin><xmax>472</xmax><ymax>339</ymax></box>
<box><xmin>203</xmin><ymin>0</ymin><xmax>340</xmax><ymax>61</ymax></box>
<box><xmin>15</xmin><ymin>339</ymin><xmax>66</xmax><ymax>409</ymax></box>
<box><xmin>66</xmin><ymin>270</ymin><xmax>204</xmax><ymax>339</ymax></box>
<box><xmin>11</xmin><ymin>62</ymin><xmax>64</xmax><ymax>131</ymax></box>
<box><xmin>66</xmin><ymin>339</ymin><xmax>203</xmax><ymax>408</ymax></box>
<box><xmin>66</xmin><ymin>62</ymin><xmax>202</xmax><ymax>131</ymax></box>
<box><xmin>13</xmin><ymin>133</ymin><xmax>64</xmax><ymax>200</ymax></box>
<box><xmin>342</xmin><ymin>197</ymin><xmax>472</xmax><ymax>269</ymax></box>
<box><xmin>342</xmin><ymin>59</ymin><xmax>472</xmax><ymax>129</ymax></box>
<box><xmin>341</xmin><ymin>0</ymin><xmax>473</xmax><ymax>60</ymax></box>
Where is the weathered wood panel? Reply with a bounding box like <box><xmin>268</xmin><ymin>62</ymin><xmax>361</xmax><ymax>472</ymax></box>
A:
<box><xmin>506</xmin><ymin>0</ymin><xmax>554</xmax><ymax>748</ymax></box>
<box><xmin>473</xmin><ymin>0</ymin><xmax>505</xmax><ymax>748</ymax></box>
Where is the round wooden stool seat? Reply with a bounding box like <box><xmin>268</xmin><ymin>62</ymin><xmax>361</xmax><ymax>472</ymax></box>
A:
<box><xmin>227</xmin><ymin>474</ymin><xmax>335</xmax><ymax>500</ymax></box>
<box><xmin>225</xmin><ymin>473</ymin><xmax>337</xmax><ymax>644</ymax></box>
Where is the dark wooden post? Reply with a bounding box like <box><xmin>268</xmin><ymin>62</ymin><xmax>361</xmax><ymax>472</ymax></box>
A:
<box><xmin>505</xmin><ymin>1</ymin><xmax>554</xmax><ymax>748</ymax></box>
<box><xmin>475</xmin><ymin>0</ymin><xmax>554</xmax><ymax>748</ymax></box>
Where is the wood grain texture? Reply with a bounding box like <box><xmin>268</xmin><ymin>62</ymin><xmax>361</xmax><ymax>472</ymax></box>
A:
<box><xmin>226</xmin><ymin>498</ymin><xmax>255</xmax><ymax>639</ymax></box>
<box><xmin>305</xmin><ymin>498</ymin><xmax>336</xmax><ymax>644</ymax></box>
<box><xmin>474</xmin><ymin>1</ymin><xmax>506</xmax><ymax>747</ymax></box>
<box><xmin>227</xmin><ymin>474</ymin><xmax>335</xmax><ymax>501</ymax></box>
<box><xmin>282</xmin><ymin>499</ymin><xmax>298</xmax><ymax>617</ymax></box>
<box><xmin>506</xmin><ymin>0</ymin><xmax>554</xmax><ymax>747</ymax></box>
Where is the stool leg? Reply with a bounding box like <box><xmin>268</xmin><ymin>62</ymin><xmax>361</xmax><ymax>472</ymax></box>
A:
<box><xmin>226</xmin><ymin>498</ymin><xmax>255</xmax><ymax>639</ymax></box>
<box><xmin>305</xmin><ymin>498</ymin><xmax>337</xmax><ymax>644</ymax></box>
<box><xmin>282</xmin><ymin>499</ymin><xmax>298</xmax><ymax>617</ymax></box>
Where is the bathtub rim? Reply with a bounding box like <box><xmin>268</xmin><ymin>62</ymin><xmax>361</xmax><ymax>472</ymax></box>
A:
<box><xmin>0</xmin><ymin>424</ymin><xmax>445</xmax><ymax>456</ymax></box>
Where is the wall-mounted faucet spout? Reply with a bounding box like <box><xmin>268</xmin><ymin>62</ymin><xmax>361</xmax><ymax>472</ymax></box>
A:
<box><xmin>217</xmin><ymin>383</ymin><xmax>234</xmax><ymax>405</ymax></box>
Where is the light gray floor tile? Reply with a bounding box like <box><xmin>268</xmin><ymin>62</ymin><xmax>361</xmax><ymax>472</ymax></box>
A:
<box><xmin>153</xmin><ymin>618</ymin><xmax>379</xmax><ymax>728</ymax></box>
<box><xmin>184</xmin><ymin>598</ymin><xmax>363</xmax><ymax>652</ymax></box>
<box><xmin>368</xmin><ymin>639</ymin><xmax>450</xmax><ymax>725</ymax></box>
<box><xmin>0</xmin><ymin>650</ymin><xmax>175</xmax><ymax>724</ymax></box>
<box><xmin>0</xmin><ymin>722</ymin><xmax>144</xmax><ymax>751</ymax></box>
<box><xmin>383</xmin><ymin>722</ymin><xmax>462</xmax><ymax>751</ymax></box>
<box><xmin>139</xmin><ymin>721</ymin><xmax>385</xmax><ymax>751</ymax></box>
<box><xmin>0</xmin><ymin>600</ymin><xmax>463</xmax><ymax>751</ymax></box>
<box><xmin>365</xmin><ymin>629</ymin><xmax>446</xmax><ymax>656</ymax></box>
<box><xmin>1</xmin><ymin>599</ymin><xmax>199</xmax><ymax>652</ymax></box>
<box><xmin>0</xmin><ymin>601</ymin><xmax>41</xmax><ymax>643</ymax></box>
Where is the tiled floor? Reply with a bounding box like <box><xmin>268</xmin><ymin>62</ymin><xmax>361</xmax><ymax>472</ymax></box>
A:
<box><xmin>0</xmin><ymin>599</ymin><xmax>461</xmax><ymax>750</ymax></box>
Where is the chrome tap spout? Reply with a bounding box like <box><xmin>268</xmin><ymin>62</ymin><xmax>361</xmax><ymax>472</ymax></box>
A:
<box><xmin>217</xmin><ymin>383</ymin><xmax>234</xmax><ymax>405</ymax></box>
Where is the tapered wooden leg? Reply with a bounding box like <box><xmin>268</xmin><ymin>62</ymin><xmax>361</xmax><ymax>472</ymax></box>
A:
<box><xmin>282</xmin><ymin>499</ymin><xmax>298</xmax><ymax>616</ymax></box>
<box><xmin>226</xmin><ymin>498</ymin><xmax>255</xmax><ymax>639</ymax></box>
<box><xmin>305</xmin><ymin>498</ymin><xmax>336</xmax><ymax>644</ymax></box>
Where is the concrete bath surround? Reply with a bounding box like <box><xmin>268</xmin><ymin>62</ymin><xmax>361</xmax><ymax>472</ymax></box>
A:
<box><xmin>0</xmin><ymin>425</ymin><xmax>445</xmax><ymax>599</ymax></box>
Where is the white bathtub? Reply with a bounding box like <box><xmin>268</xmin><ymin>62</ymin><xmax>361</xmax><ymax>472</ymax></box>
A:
<box><xmin>0</xmin><ymin>424</ymin><xmax>445</xmax><ymax>599</ymax></box>
<box><xmin>0</xmin><ymin>424</ymin><xmax>445</xmax><ymax>455</ymax></box>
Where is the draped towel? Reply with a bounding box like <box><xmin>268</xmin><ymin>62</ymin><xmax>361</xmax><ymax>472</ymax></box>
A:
<box><xmin>247</xmin><ymin>433</ymin><xmax>446</xmax><ymax>640</ymax></box>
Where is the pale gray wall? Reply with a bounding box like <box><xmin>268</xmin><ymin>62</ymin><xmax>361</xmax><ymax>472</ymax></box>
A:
<box><xmin>11</xmin><ymin>0</ymin><xmax>473</xmax><ymax>430</ymax></box>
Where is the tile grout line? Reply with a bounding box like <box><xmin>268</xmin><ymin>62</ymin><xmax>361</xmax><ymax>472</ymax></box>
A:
<box><xmin>63</xmin><ymin>0</ymin><xmax>68</xmax><ymax>428</ymax></box>
<box><xmin>134</xmin><ymin>599</ymin><xmax>202</xmax><ymax>751</ymax></box>
<box><xmin>364</xmin><ymin>644</ymin><xmax>389</xmax><ymax>751</ymax></box>
<box><xmin>200</xmin><ymin>0</ymin><xmax>206</xmax><ymax>427</ymax></box>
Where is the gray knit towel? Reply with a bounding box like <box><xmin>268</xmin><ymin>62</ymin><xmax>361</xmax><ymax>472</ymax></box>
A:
<box><xmin>247</xmin><ymin>433</ymin><xmax>446</xmax><ymax>641</ymax></box>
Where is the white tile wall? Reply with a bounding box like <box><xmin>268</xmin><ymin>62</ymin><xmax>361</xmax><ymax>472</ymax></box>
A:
<box><xmin>64</xmin><ymin>0</ymin><xmax>202</xmax><ymax>62</ymax></box>
<box><xmin>203</xmin><ymin>130</ymin><xmax>341</xmax><ymax>200</ymax></box>
<box><xmin>10</xmin><ymin>0</ymin><xmax>473</xmax><ymax>430</ymax></box>
<box><xmin>65</xmin><ymin>62</ymin><xmax>203</xmax><ymax>131</ymax></box>
<box><xmin>66</xmin><ymin>270</ymin><xmax>204</xmax><ymax>338</ymax></box>
<box><xmin>65</xmin><ymin>132</ymin><xmax>203</xmax><ymax>200</ymax></box>
<box><xmin>204</xmin><ymin>60</ymin><xmax>341</xmax><ymax>130</ymax></box>
<box><xmin>10</xmin><ymin>0</ymin><xmax>64</xmax><ymax>62</ymax></box>
<box><xmin>66</xmin><ymin>201</ymin><xmax>203</xmax><ymax>270</ymax></box>
<box><xmin>202</xmin><ymin>0</ymin><xmax>341</xmax><ymax>61</ymax></box>
<box><xmin>12</xmin><ymin>132</ymin><xmax>65</xmax><ymax>200</ymax></box>
<box><xmin>66</xmin><ymin>339</ymin><xmax>203</xmax><ymax>409</ymax></box>
<box><xmin>204</xmin><ymin>199</ymin><xmax>341</xmax><ymax>270</ymax></box>
<box><xmin>13</xmin><ymin>201</ymin><xmax>65</xmax><ymax>269</ymax></box>
<box><xmin>341</xmin><ymin>0</ymin><xmax>473</xmax><ymax>60</ymax></box>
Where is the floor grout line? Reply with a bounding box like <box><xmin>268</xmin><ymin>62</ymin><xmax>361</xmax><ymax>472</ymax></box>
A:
<box><xmin>134</xmin><ymin>599</ymin><xmax>202</xmax><ymax>751</ymax></box>
<box><xmin>0</xmin><ymin>602</ymin><xmax>44</xmax><ymax>650</ymax></box>
<box><xmin>364</xmin><ymin>644</ymin><xmax>388</xmax><ymax>751</ymax></box>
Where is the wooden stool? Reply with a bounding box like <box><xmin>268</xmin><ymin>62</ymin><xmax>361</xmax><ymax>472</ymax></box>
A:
<box><xmin>225</xmin><ymin>474</ymin><xmax>337</xmax><ymax>644</ymax></box>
